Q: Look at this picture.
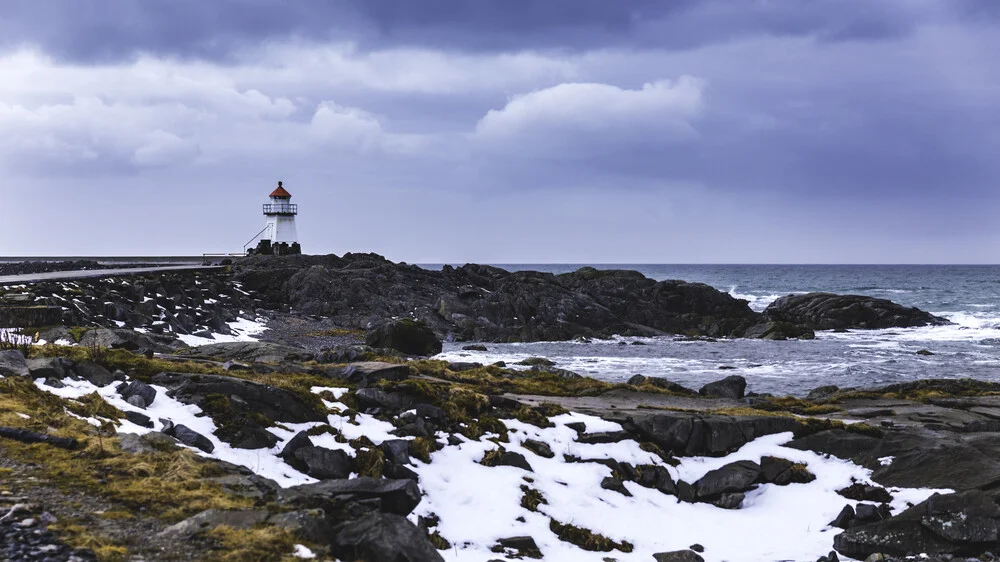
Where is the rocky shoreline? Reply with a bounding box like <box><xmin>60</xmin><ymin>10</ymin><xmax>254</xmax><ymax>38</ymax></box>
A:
<box><xmin>0</xmin><ymin>255</ymin><xmax>981</xmax><ymax>561</ymax></box>
<box><xmin>2</xmin><ymin>336</ymin><xmax>1000</xmax><ymax>561</ymax></box>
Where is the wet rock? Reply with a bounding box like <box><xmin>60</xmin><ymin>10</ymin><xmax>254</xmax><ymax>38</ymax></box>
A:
<box><xmin>743</xmin><ymin>320</ymin><xmax>816</xmax><ymax>340</ymax></box>
<box><xmin>365</xmin><ymin>318</ymin><xmax>442</xmax><ymax>356</ymax></box>
<box><xmin>462</xmin><ymin>345</ymin><xmax>488</xmax><ymax>351</ymax></box>
<box><xmin>763</xmin><ymin>293</ymin><xmax>951</xmax><ymax>331</ymax></box>
<box><xmin>518</xmin><ymin>357</ymin><xmax>555</xmax><ymax>367</ymax></box>
<box><xmin>699</xmin><ymin>375</ymin><xmax>747</xmax><ymax>400</ymax></box>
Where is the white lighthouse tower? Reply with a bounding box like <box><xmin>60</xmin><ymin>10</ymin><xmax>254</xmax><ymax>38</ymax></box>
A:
<box><xmin>253</xmin><ymin>181</ymin><xmax>301</xmax><ymax>255</ymax></box>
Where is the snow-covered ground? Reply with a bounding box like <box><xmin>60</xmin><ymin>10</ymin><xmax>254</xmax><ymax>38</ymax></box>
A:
<box><xmin>27</xmin><ymin>374</ymin><xmax>947</xmax><ymax>562</ymax></box>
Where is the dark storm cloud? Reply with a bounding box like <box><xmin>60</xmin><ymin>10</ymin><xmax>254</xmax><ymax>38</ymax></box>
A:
<box><xmin>5</xmin><ymin>0</ymin><xmax>1000</xmax><ymax>63</ymax></box>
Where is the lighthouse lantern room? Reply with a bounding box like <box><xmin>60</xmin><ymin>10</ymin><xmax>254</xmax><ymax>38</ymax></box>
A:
<box><xmin>251</xmin><ymin>181</ymin><xmax>302</xmax><ymax>256</ymax></box>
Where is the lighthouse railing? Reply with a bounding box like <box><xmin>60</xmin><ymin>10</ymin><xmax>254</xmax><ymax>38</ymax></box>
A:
<box><xmin>263</xmin><ymin>203</ymin><xmax>297</xmax><ymax>214</ymax></box>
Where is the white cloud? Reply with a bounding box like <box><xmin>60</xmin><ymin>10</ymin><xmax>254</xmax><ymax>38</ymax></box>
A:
<box><xmin>474</xmin><ymin>76</ymin><xmax>706</xmax><ymax>150</ymax></box>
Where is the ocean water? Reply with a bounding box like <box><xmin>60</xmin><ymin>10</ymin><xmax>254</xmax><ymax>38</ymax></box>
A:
<box><xmin>432</xmin><ymin>265</ymin><xmax>1000</xmax><ymax>396</ymax></box>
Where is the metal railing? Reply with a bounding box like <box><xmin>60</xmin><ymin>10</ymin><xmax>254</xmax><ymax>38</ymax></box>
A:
<box><xmin>263</xmin><ymin>203</ymin><xmax>297</xmax><ymax>214</ymax></box>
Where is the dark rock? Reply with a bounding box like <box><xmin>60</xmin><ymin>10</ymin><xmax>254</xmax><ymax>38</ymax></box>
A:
<box><xmin>816</xmin><ymin>551</ymin><xmax>840</xmax><ymax>562</ymax></box>
<box><xmin>169</xmin><ymin>424</ymin><xmax>215</xmax><ymax>453</ymax></box>
<box><xmin>124</xmin><ymin>410</ymin><xmax>154</xmax><ymax>428</ymax></box>
<box><xmin>518</xmin><ymin>357</ymin><xmax>555</xmax><ymax>367</ymax></box>
<box><xmin>694</xmin><ymin>460</ymin><xmax>760</xmax><ymax>499</ymax></box>
<box><xmin>355</xmin><ymin>388</ymin><xmax>418</xmax><ymax>411</ymax></box>
<box><xmin>807</xmin><ymin>385</ymin><xmax>840</xmax><ymax>401</ymax></box>
<box><xmin>482</xmin><ymin>450</ymin><xmax>533</xmax><ymax>472</ymax></box>
<box><xmin>225</xmin><ymin>426</ymin><xmax>279</xmax><ymax>450</ymax></box>
<box><xmin>600</xmin><ymin>477</ymin><xmax>632</xmax><ymax>497</ymax></box>
<box><xmin>415</xmin><ymin>404</ymin><xmax>448</xmax><ymax>424</ymax></box>
<box><xmin>280</xmin><ymin>478</ymin><xmax>422</xmax><ymax>517</ymax></box>
<box><xmin>280</xmin><ymin>431</ymin><xmax>314</xmax><ymax>460</ymax></box>
<box><xmin>760</xmin><ymin>456</ymin><xmax>815</xmax><ymax>486</ymax></box>
<box><xmin>830</xmin><ymin>505</ymin><xmax>856</xmax><ymax>529</ymax></box>
<box><xmin>292</xmin><ymin>446</ymin><xmax>353</xmax><ymax>480</ymax></box>
<box><xmin>763</xmin><ymin>292</ymin><xmax>951</xmax><ymax>331</ymax></box>
<box><xmin>628</xmin><ymin>412</ymin><xmax>798</xmax><ymax>457</ymax></box>
<box><xmin>366</xmin><ymin>318</ymin><xmax>442</xmax><ymax>356</ymax></box>
<box><xmin>653</xmin><ymin>551</ymin><xmax>705</xmax><ymax>562</ymax></box>
<box><xmin>699</xmin><ymin>375</ymin><xmax>747</xmax><ymax>400</ymax></box>
<box><xmin>151</xmin><ymin>372</ymin><xmax>327</xmax><ymax>423</ymax></box>
<box><xmin>379</xmin><ymin>439</ymin><xmax>413</xmax><ymax>466</ymax></box>
<box><xmin>676</xmin><ymin>481</ymin><xmax>697</xmax><ymax>503</ymax></box>
<box><xmin>447</xmin><ymin>361</ymin><xmax>483</xmax><ymax>372</ymax></box>
<box><xmin>493</xmin><ymin>536</ymin><xmax>542</xmax><ymax>559</ymax></box>
<box><xmin>337</xmin><ymin>361</ymin><xmax>411</xmax><ymax>387</ymax></box>
<box><xmin>462</xmin><ymin>345</ymin><xmax>488</xmax><ymax>351</ymax></box>
<box><xmin>712</xmin><ymin>492</ymin><xmax>745</xmax><ymax>509</ymax></box>
<box><xmin>917</xmin><ymin>349</ymin><xmax>935</xmax><ymax>356</ymax></box>
<box><xmin>0</xmin><ymin>351</ymin><xmax>36</xmax><ymax>377</ymax></box>
<box><xmin>743</xmin><ymin>320</ymin><xmax>816</xmax><ymax>340</ymax></box>
<box><xmin>833</xmin><ymin>490</ymin><xmax>1000</xmax><ymax>559</ymax></box>
<box><xmin>267</xmin><ymin>510</ymin><xmax>328</xmax><ymax>544</ymax></box>
<box><xmin>72</xmin><ymin>361</ymin><xmax>115</xmax><ymax>386</ymax></box>
<box><xmin>119</xmin><ymin>380</ymin><xmax>157</xmax><ymax>408</ymax></box>
<box><xmin>329</xmin><ymin>511</ymin><xmax>445</xmax><ymax>562</ymax></box>
<box><xmin>522</xmin><ymin>439</ymin><xmax>555</xmax><ymax>459</ymax></box>
<box><xmin>565</xmin><ymin>422</ymin><xmax>587</xmax><ymax>433</ymax></box>
<box><xmin>689</xmin><ymin>544</ymin><xmax>704</xmax><ymax>553</ymax></box>
<box><xmin>576</xmin><ymin>431</ymin><xmax>631</xmax><ymax>445</ymax></box>
<box><xmin>838</xmin><ymin>483</ymin><xmax>894</xmax><ymax>504</ymax></box>
<box><xmin>636</xmin><ymin>465</ymin><xmax>677</xmax><ymax>495</ymax></box>
<box><xmin>175</xmin><ymin>341</ymin><xmax>308</xmax><ymax>364</ymax></box>
<box><xmin>854</xmin><ymin>503</ymin><xmax>891</xmax><ymax>525</ymax></box>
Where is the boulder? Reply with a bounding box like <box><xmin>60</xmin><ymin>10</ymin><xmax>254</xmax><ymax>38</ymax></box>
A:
<box><xmin>493</xmin><ymin>536</ymin><xmax>542</xmax><ymax>559</ymax></box>
<box><xmin>694</xmin><ymin>460</ymin><xmax>761</xmax><ymax>499</ymax></box>
<box><xmin>481</xmin><ymin>450</ymin><xmax>533</xmax><ymax>472</ymax></box>
<box><xmin>168</xmin><ymin>424</ymin><xmax>215</xmax><ymax>453</ymax></box>
<box><xmin>175</xmin><ymin>341</ymin><xmax>309</xmax><ymax>364</ymax></box>
<box><xmin>279</xmin><ymin>431</ymin><xmax>314</xmax><ymax>460</ymax></box>
<box><xmin>292</xmin><ymin>446</ymin><xmax>353</xmax><ymax>480</ymax></box>
<box><xmin>628</xmin><ymin>412</ymin><xmax>798</xmax><ymax>457</ymax></box>
<box><xmin>830</xmin><ymin>505</ymin><xmax>855</xmax><ymax>529</ymax></box>
<box><xmin>279</xmin><ymin>478</ymin><xmax>422</xmax><ymax>517</ymax></box>
<box><xmin>834</xmin><ymin>491</ymin><xmax>1000</xmax><ymax>559</ymax></box>
<box><xmin>699</xmin><ymin>375</ymin><xmax>747</xmax><ymax>400</ymax></box>
<box><xmin>636</xmin><ymin>465</ymin><xmax>677</xmax><ymax>495</ymax></box>
<box><xmin>760</xmin><ymin>456</ymin><xmax>816</xmax><ymax>486</ymax></box>
<box><xmin>366</xmin><ymin>318</ymin><xmax>442</xmax><ymax>356</ymax></box>
<box><xmin>72</xmin><ymin>361</ymin><xmax>115</xmax><ymax>387</ymax></box>
<box><xmin>151</xmin><ymin>372</ymin><xmax>327</xmax><ymax>423</ymax></box>
<box><xmin>337</xmin><ymin>362</ymin><xmax>411</xmax><ymax>387</ymax></box>
<box><xmin>329</xmin><ymin>511</ymin><xmax>445</xmax><ymax>562</ymax></box>
<box><xmin>124</xmin><ymin>411</ymin><xmax>154</xmax><ymax>428</ymax></box>
<box><xmin>25</xmin><ymin>357</ymin><xmax>72</xmax><ymax>379</ymax></box>
<box><xmin>118</xmin><ymin>380</ymin><xmax>157</xmax><ymax>408</ymax></box>
<box><xmin>763</xmin><ymin>293</ymin><xmax>951</xmax><ymax>331</ymax></box>
<box><xmin>224</xmin><ymin>426</ymin><xmax>279</xmax><ymax>450</ymax></box>
<box><xmin>0</xmin><ymin>350</ymin><xmax>29</xmax><ymax>377</ymax></box>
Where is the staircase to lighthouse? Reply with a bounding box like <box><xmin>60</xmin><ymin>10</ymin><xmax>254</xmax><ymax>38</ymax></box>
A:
<box><xmin>249</xmin><ymin>181</ymin><xmax>302</xmax><ymax>256</ymax></box>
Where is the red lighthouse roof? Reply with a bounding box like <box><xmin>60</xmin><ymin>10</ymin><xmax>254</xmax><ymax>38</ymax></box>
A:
<box><xmin>269</xmin><ymin>181</ymin><xmax>292</xmax><ymax>198</ymax></box>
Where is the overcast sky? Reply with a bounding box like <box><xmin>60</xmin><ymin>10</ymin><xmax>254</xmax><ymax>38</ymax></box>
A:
<box><xmin>1</xmin><ymin>0</ymin><xmax>998</xmax><ymax>263</ymax></box>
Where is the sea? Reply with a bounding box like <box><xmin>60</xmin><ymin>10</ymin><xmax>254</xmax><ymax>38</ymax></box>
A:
<box><xmin>430</xmin><ymin>264</ymin><xmax>1000</xmax><ymax>397</ymax></box>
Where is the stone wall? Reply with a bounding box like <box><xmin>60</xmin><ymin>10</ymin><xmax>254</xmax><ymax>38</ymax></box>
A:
<box><xmin>0</xmin><ymin>306</ymin><xmax>65</xmax><ymax>328</ymax></box>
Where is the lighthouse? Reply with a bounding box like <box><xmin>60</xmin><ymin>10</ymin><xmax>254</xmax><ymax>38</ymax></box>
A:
<box><xmin>252</xmin><ymin>181</ymin><xmax>302</xmax><ymax>255</ymax></box>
